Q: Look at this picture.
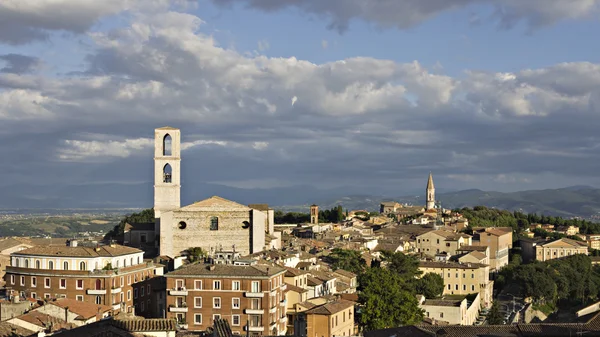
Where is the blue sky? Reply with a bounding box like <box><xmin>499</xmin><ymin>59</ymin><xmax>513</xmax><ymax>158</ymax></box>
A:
<box><xmin>1</xmin><ymin>0</ymin><xmax>600</xmax><ymax>207</ymax></box>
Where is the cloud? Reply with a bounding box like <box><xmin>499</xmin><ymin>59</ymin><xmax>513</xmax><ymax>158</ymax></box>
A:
<box><xmin>211</xmin><ymin>0</ymin><xmax>599</xmax><ymax>32</ymax></box>
<box><xmin>0</xmin><ymin>54</ymin><xmax>41</xmax><ymax>73</ymax></box>
<box><xmin>257</xmin><ymin>39</ymin><xmax>270</xmax><ymax>51</ymax></box>
<box><xmin>1</xmin><ymin>6</ymin><xmax>600</xmax><ymax>195</ymax></box>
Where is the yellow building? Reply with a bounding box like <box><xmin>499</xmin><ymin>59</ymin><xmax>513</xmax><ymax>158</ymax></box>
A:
<box><xmin>419</xmin><ymin>261</ymin><xmax>493</xmax><ymax>308</ymax></box>
<box><xmin>535</xmin><ymin>238</ymin><xmax>588</xmax><ymax>261</ymax></box>
<box><xmin>303</xmin><ymin>299</ymin><xmax>355</xmax><ymax>337</ymax></box>
<box><xmin>416</xmin><ymin>230</ymin><xmax>472</xmax><ymax>257</ymax></box>
<box><xmin>472</xmin><ymin>227</ymin><xmax>513</xmax><ymax>271</ymax></box>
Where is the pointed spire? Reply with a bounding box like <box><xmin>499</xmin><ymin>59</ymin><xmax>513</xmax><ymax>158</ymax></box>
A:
<box><xmin>427</xmin><ymin>172</ymin><xmax>435</xmax><ymax>190</ymax></box>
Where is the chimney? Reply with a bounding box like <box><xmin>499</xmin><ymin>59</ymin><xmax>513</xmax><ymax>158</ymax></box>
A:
<box><xmin>64</xmin><ymin>306</ymin><xmax>69</xmax><ymax>323</ymax></box>
<box><xmin>69</xmin><ymin>239</ymin><xmax>78</xmax><ymax>247</ymax></box>
<box><xmin>208</xmin><ymin>265</ymin><xmax>216</xmax><ymax>271</ymax></box>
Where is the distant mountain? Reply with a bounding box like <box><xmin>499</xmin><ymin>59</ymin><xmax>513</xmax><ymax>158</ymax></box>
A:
<box><xmin>2</xmin><ymin>181</ymin><xmax>600</xmax><ymax>218</ymax></box>
<box><xmin>283</xmin><ymin>186</ymin><xmax>600</xmax><ymax>217</ymax></box>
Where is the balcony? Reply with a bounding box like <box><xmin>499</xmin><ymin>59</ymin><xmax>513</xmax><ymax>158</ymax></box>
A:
<box><xmin>269</xmin><ymin>306</ymin><xmax>277</xmax><ymax>313</ymax></box>
<box><xmin>245</xmin><ymin>326</ymin><xmax>265</xmax><ymax>332</ymax></box>
<box><xmin>244</xmin><ymin>308</ymin><xmax>264</xmax><ymax>314</ymax></box>
<box><xmin>244</xmin><ymin>292</ymin><xmax>264</xmax><ymax>298</ymax></box>
<box><xmin>169</xmin><ymin>305</ymin><xmax>189</xmax><ymax>313</ymax></box>
<box><xmin>169</xmin><ymin>287</ymin><xmax>188</xmax><ymax>296</ymax></box>
<box><xmin>280</xmin><ymin>316</ymin><xmax>287</xmax><ymax>324</ymax></box>
<box><xmin>86</xmin><ymin>289</ymin><xmax>107</xmax><ymax>295</ymax></box>
<box><xmin>279</xmin><ymin>299</ymin><xmax>286</xmax><ymax>307</ymax></box>
<box><xmin>280</xmin><ymin>284</ymin><xmax>287</xmax><ymax>291</ymax></box>
<box><xmin>111</xmin><ymin>287</ymin><xmax>122</xmax><ymax>294</ymax></box>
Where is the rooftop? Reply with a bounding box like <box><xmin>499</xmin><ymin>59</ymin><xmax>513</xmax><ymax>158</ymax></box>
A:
<box><xmin>13</xmin><ymin>244</ymin><xmax>142</xmax><ymax>258</ymax></box>
<box><xmin>43</xmin><ymin>298</ymin><xmax>112</xmax><ymax>319</ymax></box>
<box><xmin>167</xmin><ymin>262</ymin><xmax>285</xmax><ymax>278</ymax></box>
<box><xmin>419</xmin><ymin>260</ymin><xmax>487</xmax><ymax>270</ymax></box>
<box><xmin>304</xmin><ymin>299</ymin><xmax>355</xmax><ymax>315</ymax></box>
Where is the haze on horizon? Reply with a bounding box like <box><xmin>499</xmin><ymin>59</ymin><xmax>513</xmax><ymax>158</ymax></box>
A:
<box><xmin>2</xmin><ymin>0</ymin><xmax>600</xmax><ymax>205</ymax></box>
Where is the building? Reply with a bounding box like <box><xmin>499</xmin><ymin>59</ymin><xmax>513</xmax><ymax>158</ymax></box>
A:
<box><xmin>332</xmin><ymin>270</ymin><xmax>357</xmax><ymax>294</ymax></box>
<box><xmin>300</xmin><ymin>299</ymin><xmax>355</xmax><ymax>337</ymax></box>
<box><xmin>4</xmin><ymin>240</ymin><xmax>161</xmax><ymax>313</ymax></box>
<box><xmin>419</xmin><ymin>261</ymin><xmax>493</xmax><ymax>308</ymax></box>
<box><xmin>472</xmin><ymin>227</ymin><xmax>512</xmax><ymax>271</ymax></box>
<box><xmin>379</xmin><ymin>202</ymin><xmax>403</xmax><ymax>214</ymax></box>
<box><xmin>53</xmin><ymin>317</ymin><xmax>178</xmax><ymax>337</ymax></box>
<box><xmin>284</xmin><ymin>267</ymin><xmax>309</xmax><ymax>289</ymax></box>
<box><xmin>589</xmin><ymin>235</ymin><xmax>600</xmax><ymax>250</ymax></box>
<box><xmin>33</xmin><ymin>298</ymin><xmax>112</xmax><ymax>326</ymax></box>
<box><xmin>310</xmin><ymin>205</ymin><xmax>319</xmax><ymax>225</ymax></box>
<box><xmin>535</xmin><ymin>238</ymin><xmax>589</xmax><ymax>262</ymax></box>
<box><xmin>419</xmin><ymin>293</ymin><xmax>481</xmax><ymax>326</ymax></box>
<box><xmin>153</xmin><ymin>127</ymin><xmax>273</xmax><ymax>258</ymax></box>
<box><xmin>556</xmin><ymin>225</ymin><xmax>580</xmax><ymax>236</ymax></box>
<box><xmin>164</xmin><ymin>261</ymin><xmax>287</xmax><ymax>335</ymax></box>
<box><xmin>416</xmin><ymin>230</ymin><xmax>472</xmax><ymax>257</ymax></box>
<box><xmin>0</xmin><ymin>237</ymin><xmax>33</xmax><ymax>286</ymax></box>
<box><xmin>426</xmin><ymin>173</ymin><xmax>435</xmax><ymax>210</ymax></box>
<box><xmin>520</xmin><ymin>237</ymin><xmax>548</xmax><ymax>263</ymax></box>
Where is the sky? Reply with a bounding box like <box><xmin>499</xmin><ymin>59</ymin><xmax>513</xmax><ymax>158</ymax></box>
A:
<box><xmin>1</xmin><ymin>0</ymin><xmax>600</xmax><ymax>202</ymax></box>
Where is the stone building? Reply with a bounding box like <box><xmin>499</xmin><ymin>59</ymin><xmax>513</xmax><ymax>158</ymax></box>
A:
<box><xmin>419</xmin><ymin>293</ymin><xmax>481</xmax><ymax>326</ymax></box>
<box><xmin>4</xmin><ymin>240</ymin><xmax>161</xmax><ymax>313</ymax></box>
<box><xmin>534</xmin><ymin>238</ymin><xmax>588</xmax><ymax>262</ymax></box>
<box><xmin>426</xmin><ymin>173</ymin><xmax>435</xmax><ymax>210</ymax></box>
<box><xmin>301</xmin><ymin>299</ymin><xmax>356</xmax><ymax>337</ymax></box>
<box><xmin>416</xmin><ymin>230</ymin><xmax>472</xmax><ymax>257</ymax></box>
<box><xmin>164</xmin><ymin>261</ymin><xmax>287</xmax><ymax>335</ymax></box>
<box><xmin>472</xmin><ymin>227</ymin><xmax>512</xmax><ymax>271</ymax></box>
<box><xmin>153</xmin><ymin>127</ymin><xmax>274</xmax><ymax>258</ymax></box>
<box><xmin>310</xmin><ymin>205</ymin><xmax>319</xmax><ymax>225</ymax></box>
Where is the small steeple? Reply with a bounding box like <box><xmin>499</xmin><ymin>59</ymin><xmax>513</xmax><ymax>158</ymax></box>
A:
<box><xmin>427</xmin><ymin>172</ymin><xmax>435</xmax><ymax>190</ymax></box>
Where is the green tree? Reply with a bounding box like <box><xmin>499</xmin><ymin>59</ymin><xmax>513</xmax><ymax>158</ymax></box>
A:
<box><xmin>104</xmin><ymin>208</ymin><xmax>154</xmax><ymax>240</ymax></box>
<box><xmin>416</xmin><ymin>273</ymin><xmax>444</xmax><ymax>299</ymax></box>
<box><xmin>328</xmin><ymin>248</ymin><xmax>367</xmax><ymax>275</ymax></box>
<box><xmin>358</xmin><ymin>267</ymin><xmax>423</xmax><ymax>331</ymax></box>
<box><xmin>186</xmin><ymin>247</ymin><xmax>208</xmax><ymax>263</ymax></box>
<box><xmin>487</xmin><ymin>301</ymin><xmax>504</xmax><ymax>325</ymax></box>
<box><xmin>382</xmin><ymin>251</ymin><xmax>422</xmax><ymax>282</ymax></box>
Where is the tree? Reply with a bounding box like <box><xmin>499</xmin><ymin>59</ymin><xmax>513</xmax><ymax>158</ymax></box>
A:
<box><xmin>358</xmin><ymin>267</ymin><xmax>423</xmax><ymax>331</ymax></box>
<box><xmin>487</xmin><ymin>301</ymin><xmax>504</xmax><ymax>325</ymax></box>
<box><xmin>104</xmin><ymin>208</ymin><xmax>154</xmax><ymax>240</ymax></box>
<box><xmin>382</xmin><ymin>251</ymin><xmax>422</xmax><ymax>282</ymax></box>
<box><xmin>186</xmin><ymin>247</ymin><xmax>208</xmax><ymax>263</ymax></box>
<box><xmin>416</xmin><ymin>273</ymin><xmax>444</xmax><ymax>299</ymax></box>
<box><xmin>328</xmin><ymin>248</ymin><xmax>367</xmax><ymax>275</ymax></box>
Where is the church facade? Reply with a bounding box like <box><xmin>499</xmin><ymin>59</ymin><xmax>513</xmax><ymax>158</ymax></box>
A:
<box><xmin>153</xmin><ymin>127</ymin><xmax>273</xmax><ymax>258</ymax></box>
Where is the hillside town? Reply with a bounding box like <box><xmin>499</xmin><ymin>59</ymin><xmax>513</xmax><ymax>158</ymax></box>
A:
<box><xmin>0</xmin><ymin>127</ymin><xmax>599</xmax><ymax>337</ymax></box>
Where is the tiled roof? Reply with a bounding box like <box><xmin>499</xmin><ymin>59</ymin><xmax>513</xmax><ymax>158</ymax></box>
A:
<box><xmin>0</xmin><ymin>321</ymin><xmax>35</xmax><ymax>337</ymax></box>
<box><xmin>333</xmin><ymin>269</ymin><xmax>357</xmax><ymax>279</ymax></box>
<box><xmin>458</xmin><ymin>245</ymin><xmax>489</xmax><ymax>252</ymax></box>
<box><xmin>306</xmin><ymin>276</ymin><xmax>321</xmax><ymax>286</ymax></box>
<box><xmin>484</xmin><ymin>228</ymin><xmax>513</xmax><ymax>236</ymax></box>
<box><xmin>285</xmin><ymin>284</ymin><xmax>308</xmax><ymax>293</ymax></box>
<box><xmin>212</xmin><ymin>317</ymin><xmax>233</xmax><ymax>337</ymax></box>
<box><xmin>284</xmin><ymin>266</ymin><xmax>308</xmax><ymax>277</ymax></box>
<box><xmin>124</xmin><ymin>222</ymin><xmax>155</xmax><ymax>232</ymax></box>
<box><xmin>0</xmin><ymin>238</ymin><xmax>31</xmax><ymax>252</ymax></box>
<box><xmin>46</xmin><ymin>298</ymin><xmax>112</xmax><ymax>319</ymax></box>
<box><xmin>304</xmin><ymin>299</ymin><xmax>355</xmax><ymax>315</ymax></box>
<box><xmin>422</xmin><ymin>299</ymin><xmax>462</xmax><ymax>307</ymax></box>
<box><xmin>13</xmin><ymin>311</ymin><xmax>76</xmax><ymax>330</ymax></box>
<box><xmin>13</xmin><ymin>244</ymin><xmax>142</xmax><ymax>257</ymax></box>
<box><xmin>419</xmin><ymin>260</ymin><xmax>487</xmax><ymax>270</ymax></box>
<box><xmin>111</xmin><ymin>318</ymin><xmax>177</xmax><ymax>332</ymax></box>
<box><xmin>248</xmin><ymin>204</ymin><xmax>270</xmax><ymax>211</ymax></box>
<box><xmin>541</xmin><ymin>238</ymin><xmax>588</xmax><ymax>248</ymax></box>
<box><xmin>463</xmin><ymin>251</ymin><xmax>487</xmax><ymax>260</ymax></box>
<box><xmin>167</xmin><ymin>262</ymin><xmax>285</xmax><ymax>277</ymax></box>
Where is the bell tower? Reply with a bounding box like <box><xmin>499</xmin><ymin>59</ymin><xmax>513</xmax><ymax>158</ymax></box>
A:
<box><xmin>154</xmin><ymin>127</ymin><xmax>181</xmax><ymax>221</ymax></box>
<box><xmin>426</xmin><ymin>172</ymin><xmax>435</xmax><ymax>210</ymax></box>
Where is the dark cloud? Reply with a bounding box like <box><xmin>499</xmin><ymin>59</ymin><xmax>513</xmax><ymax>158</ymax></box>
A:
<box><xmin>211</xmin><ymin>0</ymin><xmax>599</xmax><ymax>32</ymax></box>
<box><xmin>0</xmin><ymin>54</ymin><xmax>40</xmax><ymax>74</ymax></box>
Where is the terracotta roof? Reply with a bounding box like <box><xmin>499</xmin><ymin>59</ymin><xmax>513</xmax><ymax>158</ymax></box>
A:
<box><xmin>304</xmin><ymin>299</ymin><xmax>355</xmax><ymax>315</ymax></box>
<box><xmin>0</xmin><ymin>238</ymin><xmax>31</xmax><ymax>252</ymax></box>
<box><xmin>111</xmin><ymin>318</ymin><xmax>177</xmax><ymax>332</ymax></box>
<box><xmin>285</xmin><ymin>284</ymin><xmax>308</xmax><ymax>294</ymax></box>
<box><xmin>13</xmin><ymin>244</ymin><xmax>142</xmax><ymax>258</ymax></box>
<box><xmin>13</xmin><ymin>311</ymin><xmax>76</xmax><ymax>330</ymax></box>
<box><xmin>306</xmin><ymin>276</ymin><xmax>321</xmax><ymax>286</ymax></box>
<box><xmin>124</xmin><ymin>222</ymin><xmax>154</xmax><ymax>232</ymax></box>
<box><xmin>0</xmin><ymin>321</ymin><xmax>35</xmax><ymax>337</ymax></box>
<box><xmin>248</xmin><ymin>204</ymin><xmax>270</xmax><ymax>211</ymax></box>
<box><xmin>339</xmin><ymin>293</ymin><xmax>359</xmax><ymax>302</ymax></box>
<box><xmin>167</xmin><ymin>262</ymin><xmax>285</xmax><ymax>277</ymax></box>
<box><xmin>310</xmin><ymin>271</ymin><xmax>336</xmax><ymax>282</ymax></box>
<box><xmin>333</xmin><ymin>269</ymin><xmax>357</xmax><ymax>279</ymax></box>
<box><xmin>46</xmin><ymin>298</ymin><xmax>112</xmax><ymax>319</ymax></box>
<box><xmin>458</xmin><ymin>245</ymin><xmax>489</xmax><ymax>252</ymax></box>
<box><xmin>484</xmin><ymin>228</ymin><xmax>512</xmax><ymax>236</ymax></box>
<box><xmin>462</xmin><ymin>251</ymin><xmax>487</xmax><ymax>261</ymax></box>
<box><xmin>284</xmin><ymin>267</ymin><xmax>308</xmax><ymax>277</ymax></box>
<box><xmin>541</xmin><ymin>238</ymin><xmax>588</xmax><ymax>248</ymax></box>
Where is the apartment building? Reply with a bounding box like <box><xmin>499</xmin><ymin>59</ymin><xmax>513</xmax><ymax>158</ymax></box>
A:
<box><xmin>164</xmin><ymin>262</ymin><xmax>287</xmax><ymax>335</ymax></box>
<box><xmin>416</xmin><ymin>230</ymin><xmax>472</xmax><ymax>257</ymax></box>
<box><xmin>302</xmin><ymin>299</ymin><xmax>356</xmax><ymax>337</ymax></box>
<box><xmin>419</xmin><ymin>261</ymin><xmax>493</xmax><ymax>308</ymax></box>
<box><xmin>4</xmin><ymin>240</ymin><xmax>160</xmax><ymax>313</ymax></box>
<box><xmin>472</xmin><ymin>227</ymin><xmax>512</xmax><ymax>271</ymax></box>
<box><xmin>535</xmin><ymin>238</ymin><xmax>588</xmax><ymax>262</ymax></box>
<box><xmin>419</xmin><ymin>293</ymin><xmax>481</xmax><ymax>326</ymax></box>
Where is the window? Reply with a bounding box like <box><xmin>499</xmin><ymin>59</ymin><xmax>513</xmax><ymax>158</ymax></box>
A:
<box><xmin>210</xmin><ymin>217</ymin><xmax>219</xmax><ymax>230</ymax></box>
<box><xmin>141</xmin><ymin>287</ymin><xmax>145</xmax><ymax>297</ymax></box>
<box><xmin>48</xmin><ymin>261</ymin><xmax>54</xmax><ymax>270</ymax></box>
<box><xmin>463</xmin><ymin>284</ymin><xmax>466</xmax><ymax>291</ymax></box>
<box><xmin>455</xmin><ymin>284</ymin><xmax>458</xmax><ymax>290</ymax></box>
<box><xmin>76</xmin><ymin>295</ymin><xmax>84</xmax><ymax>301</ymax></box>
<box><xmin>194</xmin><ymin>297</ymin><xmax>202</xmax><ymax>308</ymax></box>
<box><xmin>440</xmin><ymin>312</ymin><xmax>444</xmax><ymax>318</ymax></box>
<box><xmin>76</xmin><ymin>279</ymin><xmax>83</xmax><ymax>289</ymax></box>
<box><xmin>194</xmin><ymin>280</ymin><xmax>202</xmax><ymax>290</ymax></box>
<box><xmin>213</xmin><ymin>314</ymin><xmax>221</xmax><ymax>321</ymax></box>
<box><xmin>140</xmin><ymin>234</ymin><xmax>147</xmax><ymax>243</ymax></box>
<box><xmin>63</xmin><ymin>261</ymin><xmax>69</xmax><ymax>270</ymax></box>
<box><xmin>45</xmin><ymin>293</ymin><xmax>51</xmax><ymax>299</ymax></box>
<box><xmin>471</xmin><ymin>273</ymin><xmax>474</xmax><ymax>279</ymax></box>
<box><xmin>134</xmin><ymin>289</ymin><xmax>138</xmax><ymax>299</ymax></box>
<box><xmin>194</xmin><ymin>314</ymin><xmax>202</xmax><ymax>325</ymax></box>
<box><xmin>232</xmin><ymin>281</ymin><xmax>241</xmax><ymax>291</ymax></box>
<box><xmin>79</xmin><ymin>261</ymin><xmax>86</xmax><ymax>271</ymax></box>
<box><xmin>251</xmin><ymin>281</ymin><xmax>260</xmax><ymax>293</ymax></box>
<box><xmin>232</xmin><ymin>298</ymin><xmax>240</xmax><ymax>309</ymax></box>
<box><xmin>60</xmin><ymin>279</ymin><xmax>66</xmax><ymax>289</ymax></box>
<box><xmin>176</xmin><ymin>279</ymin><xmax>185</xmax><ymax>290</ymax></box>
<box><xmin>25</xmin><ymin>260</ymin><xmax>29</xmax><ymax>268</ymax></box>
<box><xmin>127</xmin><ymin>290</ymin><xmax>131</xmax><ymax>300</ymax></box>
<box><xmin>128</xmin><ymin>276</ymin><xmax>131</xmax><ymax>285</ymax></box>
<box><xmin>10</xmin><ymin>275</ymin><xmax>14</xmax><ymax>285</ymax></box>
<box><xmin>120</xmin><ymin>277</ymin><xmax>124</xmax><ymax>287</ymax></box>
<box><xmin>96</xmin><ymin>296</ymin><xmax>102</xmax><ymax>304</ymax></box>
<box><xmin>178</xmin><ymin>221</ymin><xmax>187</xmax><ymax>229</ymax></box>
<box><xmin>31</xmin><ymin>292</ymin><xmax>36</xmax><ymax>299</ymax></box>
<box><xmin>163</xmin><ymin>134</ymin><xmax>172</xmax><ymax>156</ymax></box>
<box><xmin>141</xmin><ymin>302</ymin><xmax>145</xmax><ymax>312</ymax></box>
<box><xmin>31</xmin><ymin>277</ymin><xmax>37</xmax><ymax>287</ymax></box>
<box><xmin>147</xmin><ymin>285</ymin><xmax>151</xmax><ymax>294</ymax></box>
<box><xmin>213</xmin><ymin>297</ymin><xmax>221</xmax><ymax>308</ymax></box>
<box><xmin>232</xmin><ymin>315</ymin><xmax>240</xmax><ymax>326</ymax></box>
<box><xmin>472</xmin><ymin>285</ymin><xmax>475</xmax><ymax>291</ymax></box>
<box><xmin>35</xmin><ymin>260</ymin><xmax>41</xmax><ymax>269</ymax></box>
<box><xmin>213</xmin><ymin>280</ymin><xmax>221</xmax><ymax>290</ymax></box>
<box><xmin>163</xmin><ymin>164</ymin><xmax>172</xmax><ymax>183</ymax></box>
<box><xmin>44</xmin><ymin>278</ymin><xmax>50</xmax><ymax>288</ymax></box>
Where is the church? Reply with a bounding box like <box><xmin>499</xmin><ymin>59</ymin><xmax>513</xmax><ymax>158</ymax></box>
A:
<box><xmin>152</xmin><ymin>127</ymin><xmax>276</xmax><ymax>258</ymax></box>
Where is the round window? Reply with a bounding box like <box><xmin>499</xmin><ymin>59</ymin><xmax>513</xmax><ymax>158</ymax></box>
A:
<box><xmin>178</xmin><ymin>221</ymin><xmax>187</xmax><ymax>229</ymax></box>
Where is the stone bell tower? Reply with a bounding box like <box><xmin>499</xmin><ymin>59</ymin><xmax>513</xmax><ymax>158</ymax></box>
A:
<box><xmin>310</xmin><ymin>204</ymin><xmax>319</xmax><ymax>224</ymax></box>
<box><xmin>426</xmin><ymin>172</ymin><xmax>435</xmax><ymax>210</ymax></box>
<box><xmin>154</xmin><ymin>127</ymin><xmax>181</xmax><ymax>222</ymax></box>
